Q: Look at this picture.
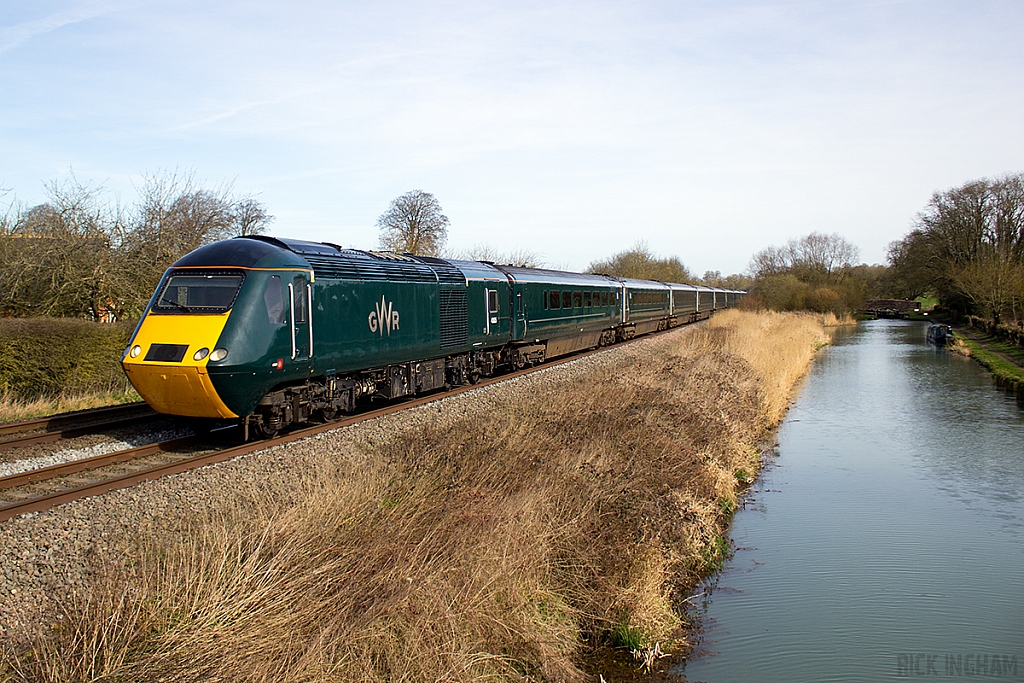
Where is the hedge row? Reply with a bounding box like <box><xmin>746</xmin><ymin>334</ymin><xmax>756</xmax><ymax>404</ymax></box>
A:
<box><xmin>966</xmin><ymin>316</ymin><xmax>1024</xmax><ymax>348</ymax></box>
<box><xmin>0</xmin><ymin>318</ymin><xmax>135</xmax><ymax>401</ymax></box>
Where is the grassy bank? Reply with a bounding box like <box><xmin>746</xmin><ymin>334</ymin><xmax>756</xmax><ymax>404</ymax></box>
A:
<box><xmin>954</xmin><ymin>334</ymin><xmax>1024</xmax><ymax>399</ymax></box>
<box><xmin>3</xmin><ymin>311</ymin><xmax>830</xmax><ymax>682</ymax></box>
<box><xmin>0</xmin><ymin>318</ymin><xmax>139</xmax><ymax>422</ymax></box>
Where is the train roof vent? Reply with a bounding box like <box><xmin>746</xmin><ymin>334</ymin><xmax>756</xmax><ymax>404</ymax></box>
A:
<box><xmin>365</xmin><ymin>251</ymin><xmax>422</xmax><ymax>262</ymax></box>
<box><xmin>412</xmin><ymin>255</ymin><xmax>468</xmax><ymax>285</ymax></box>
<box><xmin>300</xmin><ymin>250</ymin><xmax>440</xmax><ymax>283</ymax></box>
<box><xmin>336</xmin><ymin>249</ymin><xmax>373</xmax><ymax>260</ymax></box>
<box><xmin>239</xmin><ymin>235</ymin><xmax>342</xmax><ymax>257</ymax></box>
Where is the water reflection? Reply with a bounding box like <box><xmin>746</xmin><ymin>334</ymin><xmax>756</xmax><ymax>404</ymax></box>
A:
<box><xmin>681</xmin><ymin>320</ymin><xmax>1024</xmax><ymax>683</ymax></box>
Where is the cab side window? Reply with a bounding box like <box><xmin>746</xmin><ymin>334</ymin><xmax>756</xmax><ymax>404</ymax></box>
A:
<box><xmin>293</xmin><ymin>276</ymin><xmax>307</xmax><ymax>323</ymax></box>
<box><xmin>488</xmin><ymin>289</ymin><xmax>499</xmax><ymax>314</ymax></box>
<box><xmin>264</xmin><ymin>276</ymin><xmax>285</xmax><ymax>324</ymax></box>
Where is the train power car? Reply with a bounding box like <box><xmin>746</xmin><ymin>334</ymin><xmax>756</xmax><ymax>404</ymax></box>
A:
<box><xmin>122</xmin><ymin>236</ymin><xmax>744</xmax><ymax>437</ymax></box>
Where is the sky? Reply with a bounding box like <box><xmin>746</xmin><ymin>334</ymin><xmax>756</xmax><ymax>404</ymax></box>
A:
<box><xmin>1</xmin><ymin>1</ymin><xmax>1022</xmax><ymax>275</ymax></box>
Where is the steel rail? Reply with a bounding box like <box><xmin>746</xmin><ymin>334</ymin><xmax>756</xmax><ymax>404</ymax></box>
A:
<box><xmin>0</xmin><ymin>411</ymin><xmax>161</xmax><ymax>452</ymax></box>
<box><xmin>0</xmin><ymin>402</ymin><xmax>157</xmax><ymax>454</ymax></box>
<box><xmin>0</xmin><ymin>402</ymin><xmax>151</xmax><ymax>437</ymax></box>
<box><xmin>0</xmin><ymin>322</ymin><xmax>701</xmax><ymax>523</ymax></box>
<box><xmin>0</xmin><ymin>435</ymin><xmax>199</xmax><ymax>493</ymax></box>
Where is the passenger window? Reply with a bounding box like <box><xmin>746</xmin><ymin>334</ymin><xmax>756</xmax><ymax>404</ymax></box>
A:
<box><xmin>264</xmin><ymin>275</ymin><xmax>285</xmax><ymax>324</ymax></box>
<box><xmin>550</xmin><ymin>291</ymin><xmax>560</xmax><ymax>309</ymax></box>
<box><xmin>562</xmin><ymin>291</ymin><xmax>572</xmax><ymax>309</ymax></box>
<box><xmin>584</xmin><ymin>292</ymin><xmax>592</xmax><ymax>307</ymax></box>
<box><xmin>601</xmin><ymin>292</ymin><xmax>608</xmax><ymax>306</ymax></box>
<box><xmin>292</xmin><ymin>276</ymin><xmax>307</xmax><ymax>323</ymax></box>
<box><xmin>488</xmin><ymin>290</ymin><xmax>499</xmax><ymax>314</ymax></box>
<box><xmin>573</xmin><ymin>292</ymin><xmax>582</xmax><ymax>308</ymax></box>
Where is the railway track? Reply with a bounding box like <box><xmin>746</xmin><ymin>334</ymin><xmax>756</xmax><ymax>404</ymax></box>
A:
<box><xmin>0</xmin><ymin>402</ymin><xmax>157</xmax><ymax>451</ymax></box>
<box><xmin>0</xmin><ymin>325</ymin><xmax>695</xmax><ymax>523</ymax></box>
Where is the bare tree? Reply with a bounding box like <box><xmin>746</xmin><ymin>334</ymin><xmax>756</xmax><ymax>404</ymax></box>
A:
<box><xmin>888</xmin><ymin>173</ymin><xmax>1024</xmax><ymax>320</ymax></box>
<box><xmin>455</xmin><ymin>244</ymin><xmax>544</xmax><ymax>268</ymax></box>
<box><xmin>117</xmin><ymin>170</ymin><xmax>273</xmax><ymax>317</ymax></box>
<box><xmin>232</xmin><ymin>196</ymin><xmax>274</xmax><ymax>236</ymax></box>
<box><xmin>587</xmin><ymin>241</ymin><xmax>696</xmax><ymax>283</ymax></box>
<box><xmin>787</xmin><ymin>232</ymin><xmax>860</xmax><ymax>283</ymax></box>
<box><xmin>0</xmin><ymin>170</ymin><xmax>275</xmax><ymax>320</ymax></box>
<box><xmin>747</xmin><ymin>232</ymin><xmax>863</xmax><ymax>313</ymax></box>
<box><xmin>700</xmin><ymin>270</ymin><xmax>752</xmax><ymax>290</ymax></box>
<box><xmin>0</xmin><ymin>176</ymin><xmax>124</xmax><ymax>319</ymax></box>
<box><xmin>748</xmin><ymin>245</ymin><xmax>789</xmax><ymax>279</ymax></box>
<box><xmin>377</xmin><ymin>190</ymin><xmax>449</xmax><ymax>256</ymax></box>
<box><xmin>953</xmin><ymin>256</ymin><xmax>1024</xmax><ymax>323</ymax></box>
<box><xmin>750</xmin><ymin>233</ymin><xmax>858</xmax><ymax>284</ymax></box>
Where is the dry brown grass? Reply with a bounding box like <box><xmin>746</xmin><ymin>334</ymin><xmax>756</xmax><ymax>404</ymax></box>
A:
<box><xmin>818</xmin><ymin>312</ymin><xmax>858</xmax><ymax>328</ymax></box>
<box><xmin>0</xmin><ymin>389</ymin><xmax>142</xmax><ymax>424</ymax></box>
<box><xmin>3</xmin><ymin>311</ymin><xmax>830</xmax><ymax>683</ymax></box>
<box><xmin>948</xmin><ymin>336</ymin><xmax>973</xmax><ymax>357</ymax></box>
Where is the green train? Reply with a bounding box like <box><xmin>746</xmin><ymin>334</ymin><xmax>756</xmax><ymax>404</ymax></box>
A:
<box><xmin>122</xmin><ymin>236</ymin><xmax>743</xmax><ymax>437</ymax></box>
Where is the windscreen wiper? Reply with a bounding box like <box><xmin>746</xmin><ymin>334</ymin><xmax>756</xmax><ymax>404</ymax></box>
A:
<box><xmin>159</xmin><ymin>298</ymin><xmax>192</xmax><ymax>313</ymax></box>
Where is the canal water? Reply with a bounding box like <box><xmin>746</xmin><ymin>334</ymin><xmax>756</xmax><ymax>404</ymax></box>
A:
<box><xmin>681</xmin><ymin>320</ymin><xmax>1024</xmax><ymax>682</ymax></box>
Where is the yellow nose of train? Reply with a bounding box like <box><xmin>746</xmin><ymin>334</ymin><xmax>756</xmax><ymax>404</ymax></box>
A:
<box><xmin>122</xmin><ymin>312</ymin><xmax>238</xmax><ymax>419</ymax></box>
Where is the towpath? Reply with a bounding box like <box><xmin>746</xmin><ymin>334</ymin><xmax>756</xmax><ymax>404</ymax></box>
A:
<box><xmin>955</xmin><ymin>326</ymin><xmax>1024</xmax><ymax>370</ymax></box>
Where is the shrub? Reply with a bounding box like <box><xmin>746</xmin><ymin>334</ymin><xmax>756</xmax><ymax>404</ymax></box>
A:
<box><xmin>0</xmin><ymin>318</ymin><xmax>134</xmax><ymax>401</ymax></box>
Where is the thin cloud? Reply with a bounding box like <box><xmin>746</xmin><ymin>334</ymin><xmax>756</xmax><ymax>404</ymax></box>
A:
<box><xmin>171</xmin><ymin>97</ymin><xmax>297</xmax><ymax>131</ymax></box>
<box><xmin>0</xmin><ymin>0</ymin><xmax>140</xmax><ymax>54</ymax></box>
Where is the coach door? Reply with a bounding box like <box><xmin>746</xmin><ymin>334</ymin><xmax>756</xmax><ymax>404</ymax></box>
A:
<box><xmin>288</xmin><ymin>274</ymin><xmax>313</xmax><ymax>361</ymax></box>
<box><xmin>483</xmin><ymin>285</ymin><xmax>512</xmax><ymax>341</ymax></box>
<box><xmin>515</xmin><ymin>290</ymin><xmax>527</xmax><ymax>339</ymax></box>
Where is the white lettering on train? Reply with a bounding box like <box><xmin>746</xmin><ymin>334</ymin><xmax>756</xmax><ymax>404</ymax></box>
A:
<box><xmin>368</xmin><ymin>296</ymin><xmax>400</xmax><ymax>336</ymax></box>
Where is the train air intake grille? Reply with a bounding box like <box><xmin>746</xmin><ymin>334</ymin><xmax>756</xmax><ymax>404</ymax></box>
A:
<box><xmin>439</xmin><ymin>288</ymin><xmax>468</xmax><ymax>349</ymax></box>
<box><xmin>144</xmin><ymin>344</ymin><xmax>189</xmax><ymax>362</ymax></box>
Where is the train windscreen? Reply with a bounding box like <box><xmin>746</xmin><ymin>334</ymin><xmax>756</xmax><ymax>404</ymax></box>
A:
<box><xmin>153</xmin><ymin>272</ymin><xmax>245</xmax><ymax>314</ymax></box>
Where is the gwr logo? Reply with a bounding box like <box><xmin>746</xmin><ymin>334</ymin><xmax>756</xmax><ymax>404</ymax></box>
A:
<box><xmin>368</xmin><ymin>296</ymin><xmax>400</xmax><ymax>336</ymax></box>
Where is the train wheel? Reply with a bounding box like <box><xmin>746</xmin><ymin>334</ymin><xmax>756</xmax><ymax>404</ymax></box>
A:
<box><xmin>253</xmin><ymin>417</ymin><xmax>279</xmax><ymax>439</ymax></box>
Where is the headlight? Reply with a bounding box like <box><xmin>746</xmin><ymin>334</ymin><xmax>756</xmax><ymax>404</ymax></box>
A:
<box><xmin>193</xmin><ymin>347</ymin><xmax>210</xmax><ymax>361</ymax></box>
<box><xmin>129</xmin><ymin>345</ymin><xmax>142</xmax><ymax>358</ymax></box>
<box><xmin>209</xmin><ymin>348</ymin><xmax>229</xmax><ymax>362</ymax></box>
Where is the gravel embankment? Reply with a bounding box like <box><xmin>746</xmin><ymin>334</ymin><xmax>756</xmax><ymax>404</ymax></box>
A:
<box><xmin>0</xmin><ymin>421</ymin><xmax>194</xmax><ymax>479</ymax></box>
<box><xmin>0</xmin><ymin>328</ymin><xmax>691</xmax><ymax>645</ymax></box>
